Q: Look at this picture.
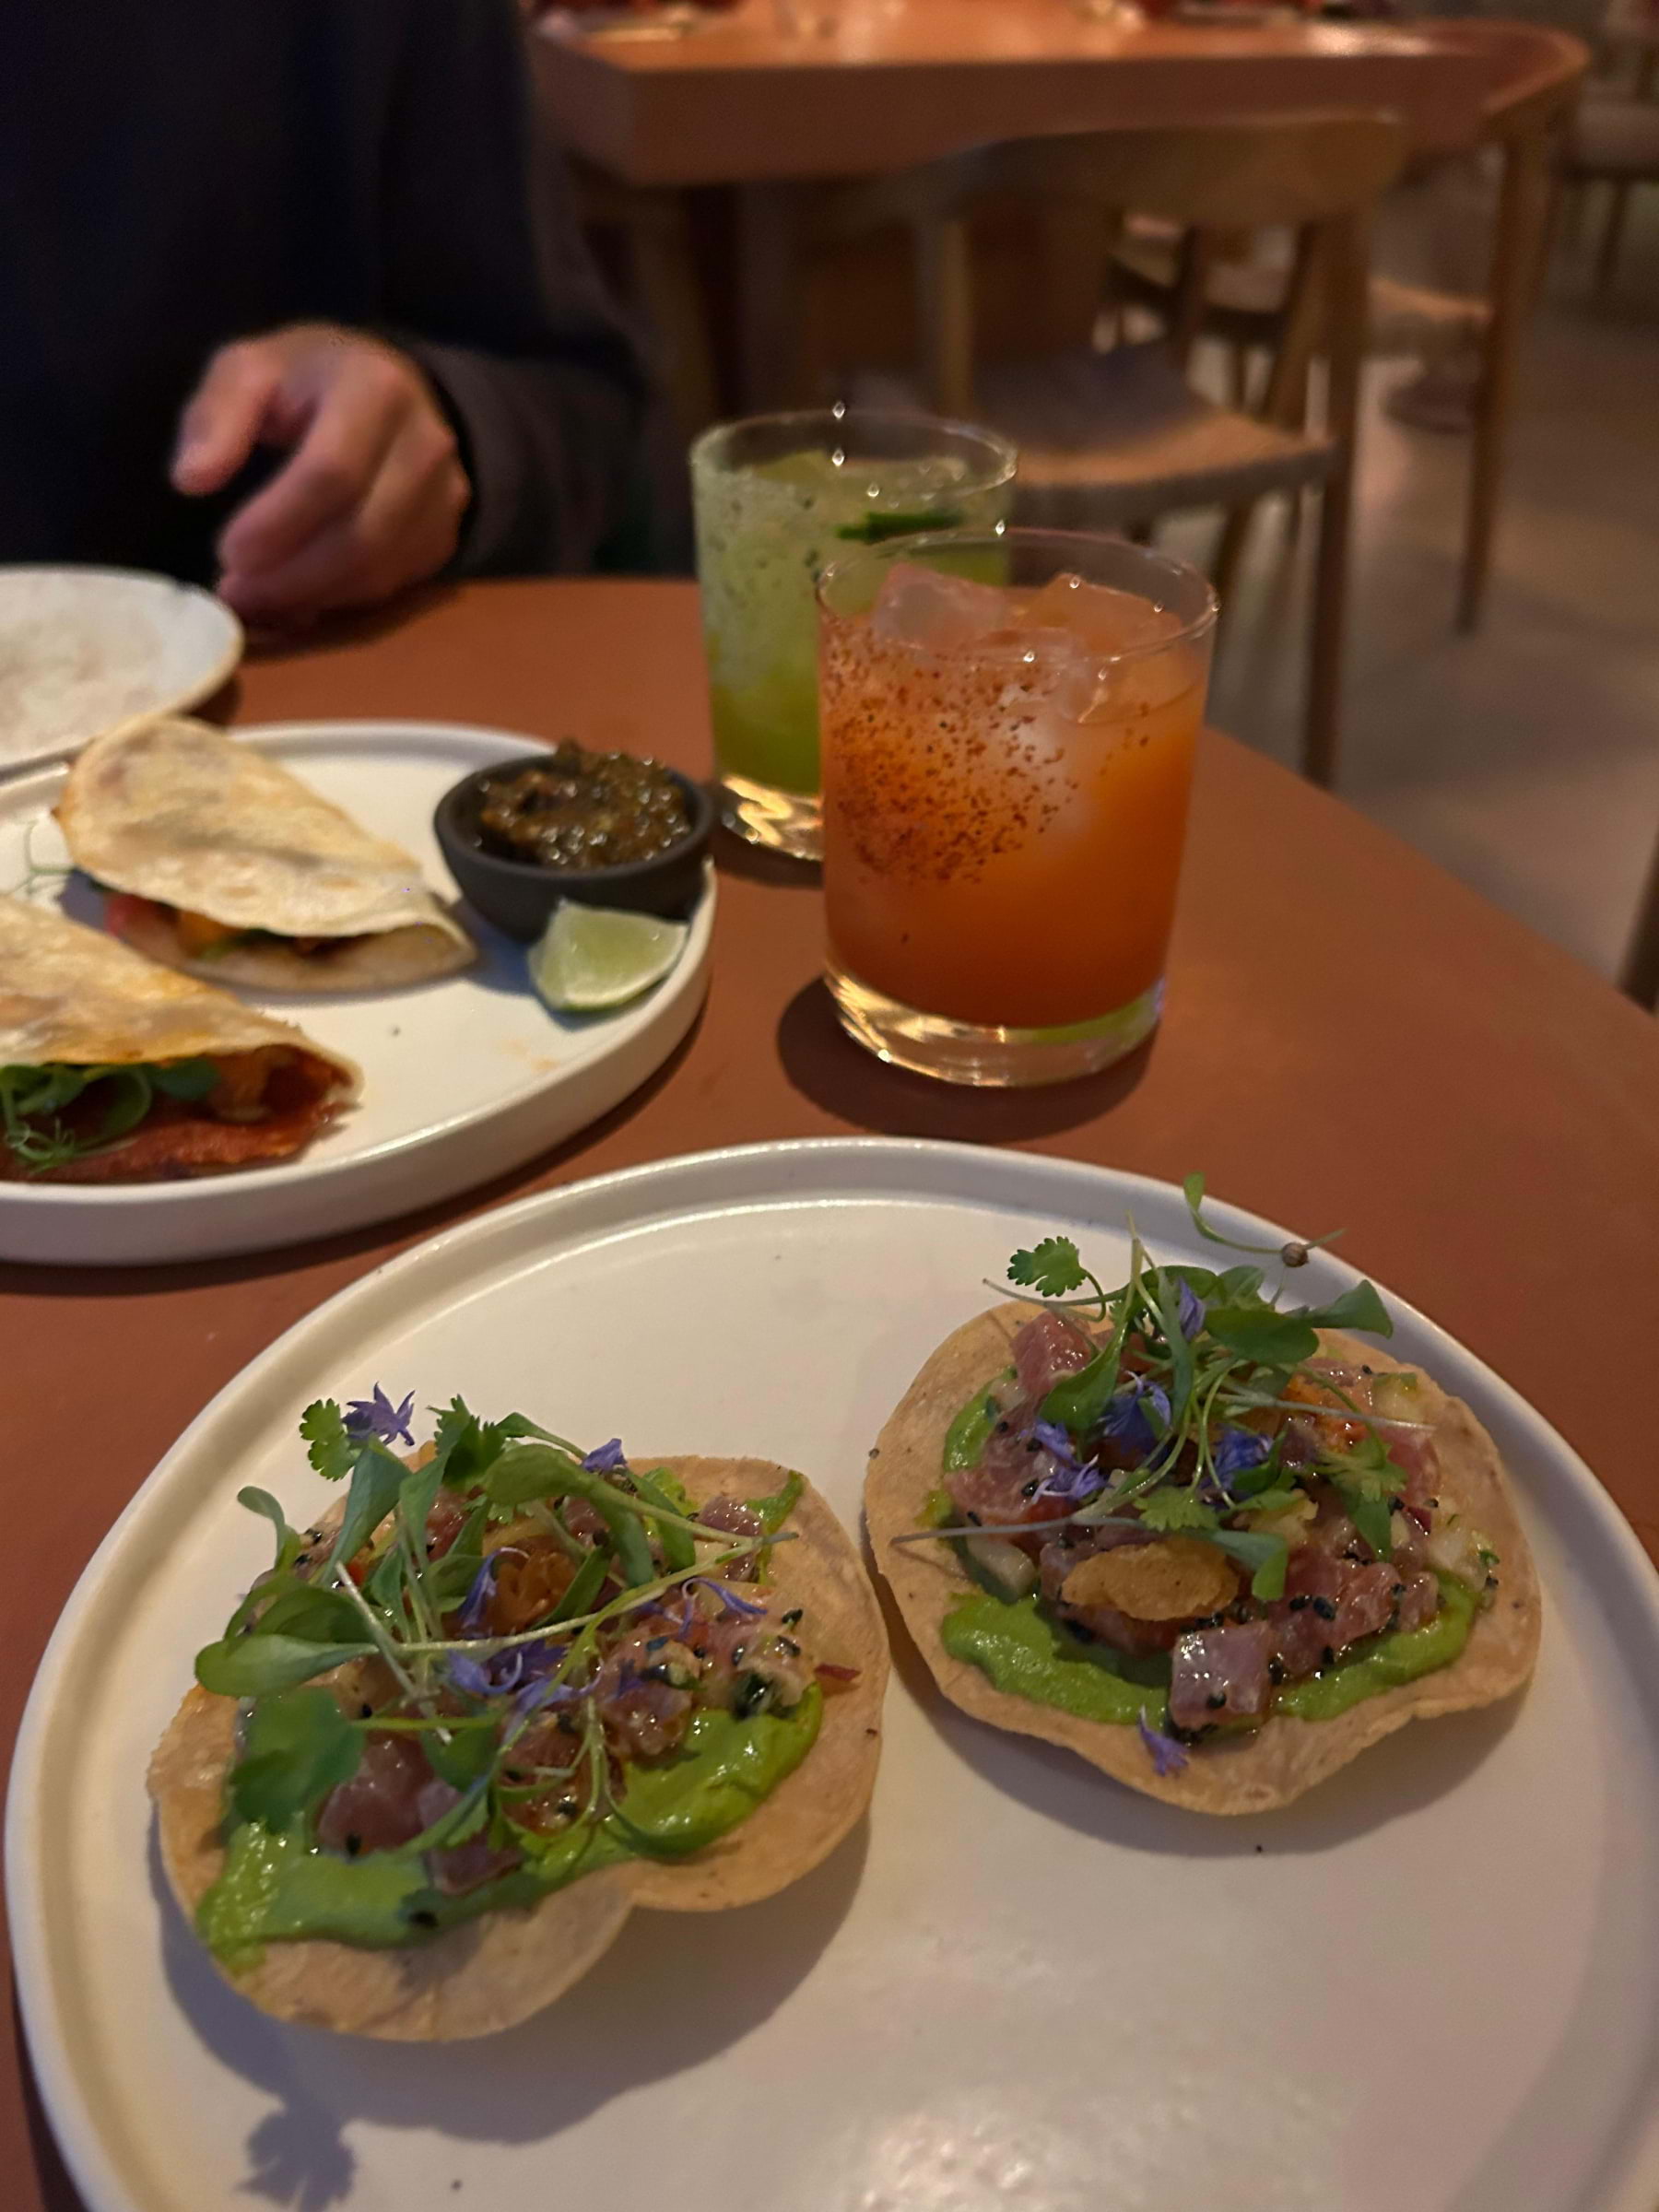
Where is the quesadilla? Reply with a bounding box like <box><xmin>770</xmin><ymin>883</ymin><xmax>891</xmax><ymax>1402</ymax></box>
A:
<box><xmin>149</xmin><ymin>1398</ymin><xmax>888</xmax><ymax>2039</ymax></box>
<box><xmin>0</xmin><ymin>894</ymin><xmax>359</xmax><ymax>1182</ymax></box>
<box><xmin>865</xmin><ymin>1206</ymin><xmax>1540</xmax><ymax>1814</ymax></box>
<box><xmin>56</xmin><ymin>717</ymin><xmax>474</xmax><ymax>991</ymax></box>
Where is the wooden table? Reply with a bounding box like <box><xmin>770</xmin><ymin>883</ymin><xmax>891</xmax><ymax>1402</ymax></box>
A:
<box><xmin>6</xmin><ymin>579</ymin><xmax>1659</xmax><ymax>2208</ymax></box>
<box><xmin>534</xmin><ymin>0</ymin><xmax>1492</xmax><ymax>186</ymax></box>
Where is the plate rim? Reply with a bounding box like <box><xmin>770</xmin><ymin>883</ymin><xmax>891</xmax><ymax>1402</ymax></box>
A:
<box><xmin>0</xmin><ymin>718</ymin><xmax>715</xmax><ymax>1218</ymax></box>
<box><xmin>0</xmin><ymin>566</ymin><xmax>243</xmax><ymax>780</ymax></box>
<box><xmin>8</xmin><ymin>1135</ymin><xmax>1659</xmax><ymax>2212</ymax></box>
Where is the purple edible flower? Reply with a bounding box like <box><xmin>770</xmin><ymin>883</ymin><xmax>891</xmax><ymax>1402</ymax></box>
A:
<box><xmin>582</xmin><ymin>1438</ymin><xmax>627</xmax><ymax>1473</ymax></box>
<box><xmin>1176</xmin><ymin>1279</ymin><xmax>1206</xmax><ymax>1341</ymax></box>
<box><xmin>692</xmin><ymin>1577</ymin><xmax>767</xmax><ymax>1622</ymax></box>
<box><xmin>1098</xmin><ymin>1375</ymin><xmax>1172</xmax><ymax>1459</ymax></box>
<box><xmin>1029</xmin><ymin>1421</ymin><xmax>1109</xmax><ymax>1503</ymax></box>
<box><xmin>1213</xmin><ymin>1427</ymin><xmax>1270</xmax><ymax>1485</ymax></box>
<box><xmin>456</xmin><ymin>1555</ymin><xmax>500</xmax><ymax>1635</ymax></box>
<box><xmin>512</xmin><ymin>1672</ymin><xmax>582</xmax><ymax>1724</ymax></box>
<box><xmin>447</xmin><ymin>1637</ymin><xmax>568</xmax><ymax>1700</ymax></box>
<box><xmin>1137</xmin><ymin>1707</ymin><xmax>1189</xmax><ymax>1777</ymax></box>
<box><xmin>343</xmin><ymin>1385</ymin><xmax>416</xmax><ymax>1449</ymax></box>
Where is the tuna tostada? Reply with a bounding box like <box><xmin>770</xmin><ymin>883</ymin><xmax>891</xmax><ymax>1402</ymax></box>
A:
<box><xmin>150</xmin><ymin>1393</ymin><xmax>886</xmax><ymax>2037</ymax></box>
<box><xmin>865</xmin><ymin>1181</ymin><xmax>1539</xmax><ymax>1813</ymax></box>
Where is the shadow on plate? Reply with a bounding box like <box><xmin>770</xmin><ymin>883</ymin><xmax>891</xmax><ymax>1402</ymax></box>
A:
<box><xmin>148</xmin><ymin>1813</ymin><xmax>867</xmax><ymax>2208</ymax></box>
<box><xmin>776</xmin><ymin>976</ymin><xmax>1155</xmax><ymax>1141</ymax></box>
<box><xmin>865</xmin><ymin>1533</ymin><xmax>1526</xmax><ymax>1859</ymax></box>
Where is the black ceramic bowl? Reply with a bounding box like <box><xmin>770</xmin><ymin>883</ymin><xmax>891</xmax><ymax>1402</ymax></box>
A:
<box><xmin>435</xmin><ymin>757</ymin><xmax>715</xmax><ymax>941</ymax></box>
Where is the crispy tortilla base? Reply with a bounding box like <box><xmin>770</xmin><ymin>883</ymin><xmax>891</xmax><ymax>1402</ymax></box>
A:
<box><xmin>865</xmin><ymin>1308</ymin><xmax>1541</xmax><ymax>1815</ymax></box>
<box><xmin>148</xmin><ymin>1457</ymin><xmax>888</xmax><ymax>2039</ymax></box>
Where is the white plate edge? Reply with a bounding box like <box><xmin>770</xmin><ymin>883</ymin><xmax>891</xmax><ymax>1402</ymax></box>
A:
<box><xmin>0</xmin><ymin>720</ymin><xmax>716</xmax><ymax>1229</ymax></box>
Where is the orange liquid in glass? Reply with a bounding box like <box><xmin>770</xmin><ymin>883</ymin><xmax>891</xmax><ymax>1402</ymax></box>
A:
<box><xmin>821</xmin><ymin>572</ymin><xmax>1206</xmax><ymax>1030</ymax></box>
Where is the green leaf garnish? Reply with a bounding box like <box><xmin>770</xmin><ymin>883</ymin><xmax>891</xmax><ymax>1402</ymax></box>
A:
<box><xmin>299</xmin><ymin>1400</ymin><xmax>355</xmax><ymax>1482</ymax></box>
<box><xmin>230</xmin><ymin>1688</ymin><xmax>363</xmax><ymax>1831</ymax></box>
<box><xmin>1008</xmin><ymin>1236</ymin><xmax>1087</xmax><ymax>1297</ymax></box>
<box><xmin>1136</xmin><ymin>1487</ymin><xmax>1218</xmax><ymax>1535</ymax></box>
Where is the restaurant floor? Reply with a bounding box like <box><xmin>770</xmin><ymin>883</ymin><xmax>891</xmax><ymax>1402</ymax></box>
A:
<box><xmin>1164</xmin><ymin>194</ymin><xmax>1659</xmax><ymax>988</ymax></box>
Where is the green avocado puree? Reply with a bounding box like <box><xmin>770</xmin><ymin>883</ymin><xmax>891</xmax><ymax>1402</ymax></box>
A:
<box><xmin>941</xmin><ymin>1577</ymin><xmax>1477</xmax><ymax>1732</ymax></box>
<box><xmin>199</xmin><ymin>1688</ymin><xmax>822</xmax><ymax>1971</ymax></box>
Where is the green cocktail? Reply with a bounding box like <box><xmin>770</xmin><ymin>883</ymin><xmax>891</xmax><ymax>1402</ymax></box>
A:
<box><xmin>690</xmin><ymin>409</ymin><xmax>1015</xmax><ymax>859</ymax></box>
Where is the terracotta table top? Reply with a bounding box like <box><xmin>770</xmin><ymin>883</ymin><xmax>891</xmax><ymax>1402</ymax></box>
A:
<box><xmin>531</xmin><ymin>0</ymin><xmax>1497</xmax><ymax>182</ymax></box>
<box><xmin>6</xmin><ymin>576</ymin><xmax>1659</xmax><ymax>2207</ymax></box>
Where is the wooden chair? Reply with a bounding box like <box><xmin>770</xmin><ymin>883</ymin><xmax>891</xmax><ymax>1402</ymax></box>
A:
<box><xmin>807</xmin><ymin>113</ymin><xmax>1410</xmax><ymax>788</ymax></box>
<box><xmin>1103</xmin><ymin>25</ymin><xmax>1587</xmax><ymax>635</ymax></box>
<box><xmin>1560</xmin><ymin>79</ymin><xmax>1659</xmax><ymax>300</ymax></box>
<box><xmin>1622</xmin><ymin>826</ymin><xmax>1659</xmax><ymax>1006</ymax></box>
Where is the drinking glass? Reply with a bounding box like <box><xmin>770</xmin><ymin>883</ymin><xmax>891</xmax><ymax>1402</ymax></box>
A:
<box><xmin>689</xmin><ymin>409</ymin><xmax>1016</xmax><ymax>861</ymax></box>
<box><xmin>818</xmin><ymin>528</ymin><xmax>1217</xmax><ymax>1086</ymax></box>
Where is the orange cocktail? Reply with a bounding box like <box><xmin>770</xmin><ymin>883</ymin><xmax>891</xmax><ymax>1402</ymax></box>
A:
<box><xmin>818</xmin><ymin>529</ymin><xmax>1216</xmax><ymax>1086</ymax></box>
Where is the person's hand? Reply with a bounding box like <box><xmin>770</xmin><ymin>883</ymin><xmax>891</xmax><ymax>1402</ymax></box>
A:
<box><xmin>171</xmin><ymin>324</ymin><xmax>470</xmax><ymax>623</ymax></box>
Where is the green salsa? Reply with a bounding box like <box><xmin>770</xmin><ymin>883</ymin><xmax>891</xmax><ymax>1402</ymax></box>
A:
<box><xmin>199</xmin><ymin>1691</ymin><xmax>821</xmax><ymax>1970</ymax></box>
<box><xmin>943</xmin><ymin>1370</ymin><xmax>1014</xmax><ymax>1473</ymax></box>
<box><xmin>941</xmin><ymin>1578</ymin><xmax>1477</xmax><ymax>1733</ymax></box>
<box><xmin>942</xmin><ymin>1591</ymin><xmax>1171</xmax><ymax>1726</ymax></box>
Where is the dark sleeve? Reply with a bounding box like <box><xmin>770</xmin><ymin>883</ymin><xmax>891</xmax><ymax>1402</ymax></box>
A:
<box><xmin>378</xmin><ymin>0</ymin><xmax>650</xmax><ymax>575</ymax></box>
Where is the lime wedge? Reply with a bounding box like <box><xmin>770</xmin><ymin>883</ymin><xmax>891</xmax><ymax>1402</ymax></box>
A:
<box><xmin>529</xmin><ymin>902</ymin><xmax>688</xmax><ymax>1013</ymax></box>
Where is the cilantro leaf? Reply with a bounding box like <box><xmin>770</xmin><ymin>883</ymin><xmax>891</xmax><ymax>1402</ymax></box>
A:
<box><xmin>1207</xmin><ymin>1527</ymin><xmax>1288</xmax><ymax>1601</ymax></box>
<box><xmin>1319</xmin><ymin>1430</ymin><xmax>1395</xmax><ymax>1499</ymax></box>
<box><xmin>1238</xmin><ymin>1485</ymin><xmax>1301</xmax><ymax>1517</ymax></box>
<box><xmin>229</xmin><ymin>1688</ymin><xmax>363</xmax><ymax>1832</ymax></box>
<box><xmin>1136</xmin><ymin>1487</ymin><xmax>1218</xmax><ymax>1535</ymax></box>
<box><xmin>299</xmin><ymin>1400</ymin><xmax>355</xmax><ymax>1482</ymax></box>
<box><xmin>1206</xmin><ymin>1305</ymin><xmax>1321</xmax><ymax>1368</ymax></box>
<box><xmin>1337</xmin><ymin>1485</ymin><xmax>1395</xmax><ymax>1560</ymax></box>
<box><xmin>1007</xmin><ymin>1236</ymin><xmax>1087</xmax><ymax>1298</ymax></box>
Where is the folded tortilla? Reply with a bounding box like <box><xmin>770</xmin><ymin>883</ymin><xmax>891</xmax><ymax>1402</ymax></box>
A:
<box><xmin>866</xmin><ymin>1313</ymin><xmax>1541</xmax><ymax>1815</ymax></box>
<box><xmin>148</xmin><ymin>1457</ymin><xmax>888</xmax><ymax>2039</ymax></box>
<box><xmin>56</xmin><ymin>717</ymin><xmax>474</xmax><ymax>991</ymax></box>
<box><xmin>0</xmin><ymin>894</ymin><xmax>359</xmax><ymax>1182</ymax></box>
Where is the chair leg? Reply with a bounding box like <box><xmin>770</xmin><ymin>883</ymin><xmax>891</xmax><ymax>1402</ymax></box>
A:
<box><xmin>1211</xmin><ymin>501</ymin><xmax>1258</xmax><ymax>617</ymax></box>
<box><xmin>1619</xmin><ymin>825</ymin><xmax>1659</xmax><ymax>1006</ymax></box>
<box><xmin>1458</xmin><ymin>128</ymin><xmax>1551</xmax><ymax>636</ymax></box>
<box><xmin>1304</xmin><ymin>468</ymin><xmax>1352</xmax><ymax>789</ymax></box>
<box><xmin>1594</xmin><ymin>182</ymin><xmax>1633</xmax><ymax>301</ymax></box>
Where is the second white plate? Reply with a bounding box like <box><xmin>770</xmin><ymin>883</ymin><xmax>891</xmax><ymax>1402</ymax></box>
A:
<box><xmin>0</xmin><ymin>720</ymin><xmax>713</xmax><ymax>1264</ymax></box>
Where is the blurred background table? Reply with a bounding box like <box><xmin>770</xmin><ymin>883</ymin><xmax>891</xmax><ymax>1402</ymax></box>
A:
<box><xmin>6</xmin><ymin>577</ymin><xmax>1657</xmax><ymax>2207</ymax></box>
<box><xmin>534</xmin><ymin>0</ymin><xmax>1503</xmax><ymax>406</ymax></box>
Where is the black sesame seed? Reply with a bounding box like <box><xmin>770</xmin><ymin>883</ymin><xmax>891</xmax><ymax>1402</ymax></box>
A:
<box><xmin>1021</xmin><ymin>1480</ymin><xmax>1040</xmax><ymax>1499</ymax></box>
<box><xmin>1230</xmin><ymin>1601</ymin><xmax>1253</xmax><ymax>1624</ymax></box>
<box><xmin>994</xmin><ymin>1420</ymin><xmax>1011</xmax><ymax>1435</ymax></box>
<box><xmin>1267</xmin><ymin>1658</ymin><xmax>1286</xmax><ymax>1684</ymax></box>
<box><xmin>504</xmin><ymin>1768</ymin><xmax>524</xmax><ymax>1783</ymax></box>
<box><xmin>1388</xmin><ymin>1495</ymin><xmax>1405</xmax><ymax>1512</ymax></box>
<box><xmin>1485</xmin><ymin>1572</ymin><xmax>1499</xmax><ymax>1590</ymax></box>
<box><xmin>966</xmin><ymin>1511</ymin><xmax>982</xmax><ymax>1526</ymax></box>
<box><xmin>1322</xmin><ymin>1645</ymin><xmax>1336</xmax><ymax>1667</ymax></box>
<box><xmin>1206</xmin><ymin>1691</ymin><xmax>1228</xmax><ymax>1711</ymax></box>
<box><xmin>1312</xmin><ymin>1596</ymin><xmax>1338</xmax><ymax>1620</ymax></box>
<box><xmin>781</xmin><ymin>1608</ymin><xmax>803</xmax><ymax>1627</ymax></box>
<box><xmin>1025</xmin><ymin>1438</ymin><xmax>1041</xmax><ymax>1454</ymax></box>
<box><xmin>778</xmin><ymin>1636</ymin><xmax>802</xmax><ymax>1657</ymax></box>
<box><xmin>409</xmin><ymin>1910</ymin><xmax>438</xmax><ymax>1930</ymax></box>
<box><xmin>345</xmin><ymin>1834</ymin><xmax>361</xmax><ymax>1857</ymax></box>
<box><xmin>359</xmin><ymin>1702</ymin><xmax>373</xmax><ymax>1718</ymax></box>
<box><xmin>1391</xmin><ymin>1582</ymin><xmax>1406</xmax><ymax>1598</ymax></box>
<box><xmin>1288</xmin><ymin>1594</ymin><xmax>1312</xmax><ymax>1612</ymax></box>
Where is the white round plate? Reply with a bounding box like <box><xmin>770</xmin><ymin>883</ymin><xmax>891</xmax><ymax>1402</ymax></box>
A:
<box><xmin>0</xmin><ymin>720</ymin><xmax>712</xmax><ymax>1264</ymax></box>
<box><xmin>8</xmin><ymin>1142</ymin><xmax>1658</xmax><ymax>2212</ymax></box>
<box><xmin>0</xmin><ymin>566</ymin><xmax>243</xmax><ymax>776</ymax></box>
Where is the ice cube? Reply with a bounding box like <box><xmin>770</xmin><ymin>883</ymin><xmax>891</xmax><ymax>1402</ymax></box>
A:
<box><xmin>1018</xmin><ymin>572</ymin><xmax>1183</xmax><ymax>659</ymax></box>
<box><xmin>868</xmin><ymin>562</ymin><xmax>1015</xmax><ymax>655</ymax></box>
